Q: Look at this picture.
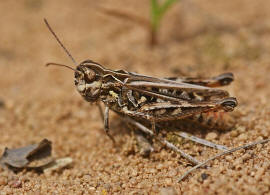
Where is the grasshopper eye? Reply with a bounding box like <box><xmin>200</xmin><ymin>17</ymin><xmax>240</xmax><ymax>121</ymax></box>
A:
<box><xmin>84</xmin><ymin>69</ymin><xmax>96</xmax><ymax>82</ymax></box>
<box><xmin>74</xmin><ymin>71</ymin><xmax>81</xmax><ymax>79</ymax></box>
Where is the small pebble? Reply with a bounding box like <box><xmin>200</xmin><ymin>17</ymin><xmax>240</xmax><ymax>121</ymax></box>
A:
<box><xmin>8</xmin><ymin>179</ymin><xmax>22</xmax><ymax>188</ymax></box>
<box><xmin>238</xmin><ymin>134</ymin><xmax>248</xmax><ymax>141</ymax></box>
<box><xmin>230</xmin><ymin>130</ymin><xmax>239</xmax><ymax>137</ymax></box>
<box><xmin>255</xmin><ymin>167</ymin><xmax>265</xmax><ymax>181</ymax></box>
<box><xmin>206</xmin><ymin>132</ymin><xmax>218</xmax><ymax>140</ymax></box>
<box><xmin>0</xmin><ymin>177</ymin><xmax>7</xmax><ymax>186</ymax></box>
<box><xmin>167</xmin><ymin>169</ymin><xmax>177</xmax><ymax>177</ymax></box>
<box><xmin>160</xmin><ymin>187</ymin><xmax>177</xmax><ymax>195</ymax></box>
<box><xmin>201</xmin><ymin>173</ymin><xmax>209</xmax><ymax>180</ymax></box>
<box><xmin>237</xmin><ymin>126</ymin><xmax>246</xmax><ymax>133</ymax></box>
<box><xmin>164</xmin><ymin>178</ymin><xmax>172</xmax><ymax>185</ymax></box>
<box><xmin>156</xmin><ymin>164</ymin><xmax>164</xmax><ymax>170</ymax></box>
<box><xmin>241</xmin><ymin>153</ymin><xmax>251</xmax><ymax>161</ymax></box>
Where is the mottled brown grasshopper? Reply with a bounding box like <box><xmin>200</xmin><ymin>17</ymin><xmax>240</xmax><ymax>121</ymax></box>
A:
<box><xmin>44</xmin><ymin>19</ymin><xmax>237</xmax><ymax>164</ymax></box>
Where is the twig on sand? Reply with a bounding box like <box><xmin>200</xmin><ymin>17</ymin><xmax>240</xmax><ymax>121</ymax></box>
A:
<box><xmin>174</xmin><ymin>132</ymin><xmax>229</xmax><ymax>151</ymax></box>
<box><xmin>178</xmin><ymin>138</ymin><xmax>270</xmax><ymax>182</ymax></box>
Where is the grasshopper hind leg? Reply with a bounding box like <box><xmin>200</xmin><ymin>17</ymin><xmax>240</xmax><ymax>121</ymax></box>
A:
<box><xmin>167</xmin><ymin>72</ymin><xmax>234</xmax><ymax>87</ymax></box>
<box><xmin>123</xmin><ymin>117</ymin><xmax>201</xmax><ymax>165</ymax></box>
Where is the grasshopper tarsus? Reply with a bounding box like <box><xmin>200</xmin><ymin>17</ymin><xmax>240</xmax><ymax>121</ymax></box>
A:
<box><xmin>106</xmin><ymin>132</ymin><xmax>116</xmax><ymax>144</ymax></box>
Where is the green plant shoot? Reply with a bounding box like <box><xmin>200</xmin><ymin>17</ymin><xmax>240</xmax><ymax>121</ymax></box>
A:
<box><xmin>151</xmin><ymin>0</ymin><xmax>179</xmax><ymax>32</ymax></box>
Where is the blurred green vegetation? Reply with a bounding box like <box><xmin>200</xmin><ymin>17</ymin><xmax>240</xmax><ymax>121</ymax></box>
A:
<box><xmin>150</xmin><ymin>0</ymin><xmax>179</xmax><ymax>45</ymax></box>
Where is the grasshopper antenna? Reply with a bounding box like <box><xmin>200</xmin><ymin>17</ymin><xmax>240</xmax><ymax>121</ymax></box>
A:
<box><xmin>44</xmin><ymin>18</ymin><xmax>77</xmax><ymax>66</ymax></box>
<box><xmin>46</xmin><ymin>62</ymin><xmax>79</xmax><ymax>73</ymax></box>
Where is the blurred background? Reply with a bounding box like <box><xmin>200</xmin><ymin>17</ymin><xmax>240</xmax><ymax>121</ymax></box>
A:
<box><xmin>0</xmin><ymin>0</ymin><xmax>270</xmax><ymax>193</ymax></box>
<box><xmin>1</xmin><ymin>0</ymin><xmax>270</xmax><ymax>102</ymax></box>
<box><xmin>1</xmin><ymin>0</ymin><xmax>270</xmax><ymax>100</ymax></box>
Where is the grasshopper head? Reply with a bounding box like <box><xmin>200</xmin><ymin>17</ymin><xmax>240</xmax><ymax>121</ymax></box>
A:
<box><xmin>44</xmin><ymin>19</ymin><xmax>104</xmax><ymax>103</ymax></box>
<box><xmin>75</xmin><ymin>63</ymin><xmax>103</xmax><ymax>102</ymax></box>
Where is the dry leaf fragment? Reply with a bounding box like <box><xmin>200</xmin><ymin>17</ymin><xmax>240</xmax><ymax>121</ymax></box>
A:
<box><xmin>43</xmin><ymin>157</ymin><xmax>73</xmax><ymax>173</ymax></box>
<box><xmin>0</xmin><ymin>139</ymin><xmax>53</xmax><ymax>170</ymax></box>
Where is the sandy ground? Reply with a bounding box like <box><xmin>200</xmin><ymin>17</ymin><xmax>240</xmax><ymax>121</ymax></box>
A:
<box><xmin>0</xmin><ymin>0</ymin><xmax>270</xmax><ymax>194</ymax></box>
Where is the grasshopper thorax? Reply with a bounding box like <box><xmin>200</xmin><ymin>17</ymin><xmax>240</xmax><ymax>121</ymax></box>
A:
<box><xmin>75</xmin><ymin>63</ymin><xmax>103</xmax><ymax>102</ymax></box>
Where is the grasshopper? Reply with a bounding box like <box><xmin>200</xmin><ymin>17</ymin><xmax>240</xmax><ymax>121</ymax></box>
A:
<box><xmin>44</xmin><ymin>19</ymin><xmax>237</xmax><ymax>164</ymax></box>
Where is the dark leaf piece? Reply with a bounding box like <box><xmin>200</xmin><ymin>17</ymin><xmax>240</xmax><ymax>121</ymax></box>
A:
<box><xmin>0</xmin><ymin>139</ymin><xmax>53</xmax><ymax>170</ymax></box>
